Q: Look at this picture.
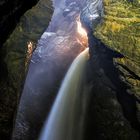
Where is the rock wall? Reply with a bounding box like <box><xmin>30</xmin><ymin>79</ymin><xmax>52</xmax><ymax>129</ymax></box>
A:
<box><xmin>88</xmin><ymin>0</ymin><xmax>140</xmax><ymax>138</ymax></box>
<box><xmin>0</xmin><ymin>0</ymin><xmax>53</xmax><ymax>139</ymax></box>
<box><xmin>0</xmin><ymin>0</ymin><xmax>39</xmax><ymax>45</ymax></box>
<box><xmin>94</xmin><ymin>0</ymin><xmax>140</xmax><ymax>75</ymax></box>
<box><xmin>87</xmin><ymin>32</ymin><xmax>140</xmax><ymax>139</ymax></box>
<box><xmin>94</xmin><ymin>0</ymin><xmax>140</xmax><ymax>117</ymax></box>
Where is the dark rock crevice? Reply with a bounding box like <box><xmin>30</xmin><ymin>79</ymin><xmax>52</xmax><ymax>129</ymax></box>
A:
<box><xmin>117</xmin><ymin>63</ymin><xmax>140</xmax><ymax>81</ymax></box>
<box><xmin>0</xmin><ymin>0</ymin><xmax>39</xmax><ymax>46</ymax></box>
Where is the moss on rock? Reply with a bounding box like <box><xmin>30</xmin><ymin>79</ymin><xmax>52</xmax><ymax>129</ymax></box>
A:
<box><xmin>94</xmin><ymin>0</ymin><xmax>140</xmax><ymax>99</ymax></box>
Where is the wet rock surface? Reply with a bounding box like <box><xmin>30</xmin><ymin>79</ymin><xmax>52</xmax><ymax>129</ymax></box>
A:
<box><xmin>12</xmin><ymin>0</ymin><xmax>88</xmax><ymax>139</ymax></box>
<box><xmin>80</xmin><ymin>0</ymin><xmax>103</xmax><ymax>29</ymax></box>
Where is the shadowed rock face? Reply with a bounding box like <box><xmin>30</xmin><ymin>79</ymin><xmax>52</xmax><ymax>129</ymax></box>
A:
<box><xmin>0</xmin><ymin>0</ymin><xmax>40</xmax><ymax>82</ymax></box>
<box><xmin>0</xmin><ymin>0</ymin><xmax>53</xmax><ymax>139</ymax></box>
<box><xmin>86</xmin><ymin>34</ymin><xmax>140</xmax><ymax>139</ymax></box>
<box><xmin>0</xmin><ymin>0</ymin><xmax>39</xmax><ymax>46</ymax></box>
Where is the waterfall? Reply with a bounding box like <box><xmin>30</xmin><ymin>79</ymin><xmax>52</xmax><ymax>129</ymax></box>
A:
<box><xmin>39</xmin><ymin>48</ymin><xmax>89</xmax><ymax>140</ymax></box>
<box><xmin>12</xmin><ymin>0</ymin><xmax>104</xmax><ymax>139</ymax></box>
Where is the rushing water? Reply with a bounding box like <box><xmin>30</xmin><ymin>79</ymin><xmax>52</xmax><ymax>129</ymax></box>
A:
<box><xmin>12</xmin><ymin>0</ymin><xmax>103</xmax><ymax>139</ymax></box>
<box><xmin>39</xmin><ymin>48</ymin><xmax>89</xmax><ymax>140</ymax></box>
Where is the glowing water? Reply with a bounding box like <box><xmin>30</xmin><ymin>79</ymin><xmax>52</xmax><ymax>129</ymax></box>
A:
<box><xmin>39</xmin><ymin>48</ymin><xmax>89</xmax><ymax>140</ymax></box>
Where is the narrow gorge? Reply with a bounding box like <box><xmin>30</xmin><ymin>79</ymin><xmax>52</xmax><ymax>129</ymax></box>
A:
<box><xmin>0</xmin><ymin>0</ymin><xmax>140</xmax><ymax>140</ymax></box>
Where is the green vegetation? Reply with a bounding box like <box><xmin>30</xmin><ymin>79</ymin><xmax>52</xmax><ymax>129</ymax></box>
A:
<box><xmin>94</xmin><ymin>0</ymin><xmax>140</xmax><ymax>96</ymax></box>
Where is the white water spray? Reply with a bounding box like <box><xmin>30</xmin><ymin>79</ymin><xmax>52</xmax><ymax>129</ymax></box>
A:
<box><xmin>39</xmin><ymin>48</ymin><xmax>89</xmax><ymax>140</ymax></box>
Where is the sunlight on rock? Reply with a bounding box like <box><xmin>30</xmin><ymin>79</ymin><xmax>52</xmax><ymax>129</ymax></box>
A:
<box><xmin>25</xmin><ymin>41</ymin><xmax>35</xmax><ymax>70</ymax></box>
<box><xmin>76</xmin><ymin>17</ymin><xmax>88</xmax><ymax>48</ymax></box>
<box><xmin>77</xmin><ymin>17</ymin><xmax>87</xmax><ymax>37</ymax></box>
